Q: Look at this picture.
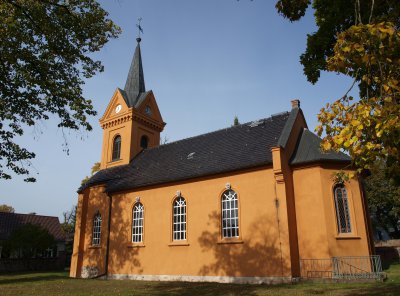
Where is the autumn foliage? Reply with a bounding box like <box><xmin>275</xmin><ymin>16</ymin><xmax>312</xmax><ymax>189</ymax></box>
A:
<box><xmin>317</xmin><ymin>22</ymin><xmax>400</xmax><ymax>181</ymax></box>
<box><xmin>277</xmin><ymin>0</ymin><xmax>400</xmax><ymax>182</ymax></box>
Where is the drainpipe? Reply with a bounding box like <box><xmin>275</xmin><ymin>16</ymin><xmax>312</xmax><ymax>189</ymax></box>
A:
<box><xmin>105</xmin><ymin>193</ymin><xmax>112</xmax><ymax>276</ymax></box>
<box><xmin>274</xmin><ymin>183</ymin><xmax>284</xmax><ymax>280</ymax></box>
<box><xmin>358</xmin><ymin>176</ymin><xmax>375</xmax><ymax>256</ymax></box>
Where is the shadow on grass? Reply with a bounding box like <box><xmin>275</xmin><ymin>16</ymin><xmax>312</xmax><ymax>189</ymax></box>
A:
<box><xmin>338</xmin><ymin>284</ymin><xmax>400</xmax><ymax>296</ymax></box>
<box><xmin>0</xmin><ymin>271</ymin><xmax>68</xmax><ymax>285</ymax></box>
<box><xmin>140</xmin><ymin>281</ymin><xmax>260</xmax><ymax>296</ymax></box>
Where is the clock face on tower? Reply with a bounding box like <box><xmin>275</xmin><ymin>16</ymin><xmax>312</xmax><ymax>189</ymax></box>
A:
<box><xmin>115</xmin><ymin>104</ymin><xmax>122</xmax><ymax>114</ymax></box>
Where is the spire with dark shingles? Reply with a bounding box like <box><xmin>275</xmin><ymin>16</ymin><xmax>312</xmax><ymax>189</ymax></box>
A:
<box><xmin>124</xmin><ymin>37</ymin><xmax>146</xmax><ymax>105</ymax></box>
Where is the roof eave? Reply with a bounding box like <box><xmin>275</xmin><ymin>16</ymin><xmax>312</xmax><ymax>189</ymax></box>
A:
<box><xmin>105</xmin><ymin>162</ymin><xmax>274</xmax><ymax>194</ymax></box>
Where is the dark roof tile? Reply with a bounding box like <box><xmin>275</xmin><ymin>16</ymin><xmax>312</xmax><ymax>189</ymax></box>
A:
<box><xmin>0</xmin><ymin>212</ymin><xmax>65</xmax><ymax>241</ymax></box>
<box><xmin>81</xmin><ymin>111</ymin><xmax>353</xmax><ymax>194</ymax></box>
<box><xmin>123</xmin><ymin>40</ymin><xmax>146</xmax><ymax>106</ymax></box>
<box><xmin>290</xmin><ymin>128</ymin><xmax>351</xmax><ymax>165</ymax></box>
<box><xmin>81</xmin><ymin>112</ymin><xmax>290</xmax><ymax>193</ymax></box>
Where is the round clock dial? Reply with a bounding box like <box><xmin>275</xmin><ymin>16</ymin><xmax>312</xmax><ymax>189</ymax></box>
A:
<box><xmin>115</xmin><ymin>104</ymin><xmax>122</xmax><ymax>113</ymax></box>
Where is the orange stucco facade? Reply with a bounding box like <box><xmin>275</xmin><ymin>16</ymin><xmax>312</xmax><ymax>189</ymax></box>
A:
<box><xmin>70</xmin><ymin>98</ymin><xmax>373</xmax><ymax>282</ymax></box>
<box><xmin>293</xmin><ymin>166</ymin><xmax>371</xmax><ymax>260</ymax></box>
<box><xmin>70</xmin><ymin>40</ymin><xmax>373</xmax><ymax>283</ymax></box>
<box><xmin>99</xmin><ymin>89</ymin><xmax>165</xmax><ymax>169</ymax></box>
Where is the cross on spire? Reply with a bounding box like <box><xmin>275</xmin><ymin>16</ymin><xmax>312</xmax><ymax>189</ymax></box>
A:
<box><xmin>136</xmin><ymin>17</ymin><xmax>143</xmax><ymax>42</ymax></box>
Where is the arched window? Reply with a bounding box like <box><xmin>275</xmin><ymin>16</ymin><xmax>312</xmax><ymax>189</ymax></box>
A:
<box><xmin>334</xmin><ymin>185</ymin><xmax>352</xmax><ymax>233</ymax></box>
<box><xmin>112</xmin><ymin>135</ymin><xmax>121</xmax><ymax>161</ymax></box>
<box><xmin>173</xmin><ymin>197</ymin><xmax>186</xmax><ymax>240</ymax></box>
<box><xmin>92</xmin><ymin>212</ymin><xmax>102</xmax><ymax>246</ymax></box>
<box><xmin>132</xmin><ymin>202</ymin><xmax>144</xmax><ymax>243</ymax></box>
<box><xmin>221</xmin><ymin>189</ymin><xmax>239</xmax><ymax>238</ymax></box>
<box><xmin>140</xmin><ymin>135</ymin><xmax>148</xmax><ymax>149</ymax></box>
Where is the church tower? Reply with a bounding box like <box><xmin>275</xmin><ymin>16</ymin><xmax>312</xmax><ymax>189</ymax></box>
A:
<box><xmin>99</xmin><ymin>37</ymin><xmax>165</xmax><ymax>169</ymax></box>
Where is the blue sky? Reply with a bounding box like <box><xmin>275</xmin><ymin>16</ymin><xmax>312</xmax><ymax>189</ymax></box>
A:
<box><xmin>1</xmin><ymin>0</ymin><xmax>356</xmax><ymax>220</ymax></box>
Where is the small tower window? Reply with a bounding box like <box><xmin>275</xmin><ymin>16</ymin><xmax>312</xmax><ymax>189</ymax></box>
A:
<box><xmin>144</xmin><ymin>105</ymin><xmax>152</xmax><ymax>116</ymax></box>
<box><xmin>140</xmin><ymin>135</ymin><xmax>148</xmax><ymax>149</ymax></box>
<box><xmin>112</xmin><ymin>135</ymin><xmax>121</xmax><ymax>161</ymax></box>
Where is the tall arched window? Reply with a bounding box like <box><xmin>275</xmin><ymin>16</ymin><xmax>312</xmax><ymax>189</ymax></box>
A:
<box><xmin>92</xmin><ymin>212</ymin><xmax>102</xmax><ymax>246</ymax></box>
<box><xmin>173</xmin><ymin>197</ymin><xmax>186</xmax><ymax>240</ymax></box>
<box><xmin>140</xmin><ymin>135</ymin><xmax>148</xmax><ymax>149</ymax></box>
<box><xmin>112</xmin><ymin>135</ymin><xmax>121</xmax><ymax>161</ymax></box>
<box><xmin>221</xmin><ymin>189</ymin><xmax>239</xmax><ymax>238</ymax></box>
<box><xmin>132</xmin><ymin>202</ymin><xmax>144</xmax><ymax>243</ymax></box>
<box><xmin>334</xmin><ymin>185</ymin><xmax>352</xmax><ymax>233</ymax></box>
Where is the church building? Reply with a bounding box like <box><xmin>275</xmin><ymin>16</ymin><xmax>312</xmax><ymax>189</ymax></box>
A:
<box><xmin>70</xmin><ymin>37</ymin><xmax>374</xmax><ymax>283</ymax></box>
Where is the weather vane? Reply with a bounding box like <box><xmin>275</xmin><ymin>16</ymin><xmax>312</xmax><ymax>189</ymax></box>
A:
<box><xmin>136</xmin><ymin>17</ymin><xmax>143</xmax><ymax>40</ymax></box>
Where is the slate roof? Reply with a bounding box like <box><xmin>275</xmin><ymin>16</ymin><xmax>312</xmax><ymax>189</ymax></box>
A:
<box><xmin>118</xmin><ymin>88</ymin><xmax>151</xmax><ymax>109</ymax></box>
<box><xmin>123</xmin><ymin>38</ymin><xmax>147</xmax><ymax>108</ymax></box>
<box><xmin>80</xmin><ymin>112</ymin><xmax>291</xmax><ymax>193</ymax></box>
<box><xmin>0</xmin><ymin>212</ymin><xmax>65</xmax><ymax>241</ymax></box>
<box><xmin>290</xmin><ymin>128</ymin><xmax>351</xmax><ymax>165</ymax></box>
<box><xmin>80</xmin><ymin>107</ymin><xmax>352</xmax><ymax>194</ymax></box>
<box><xmin>277</xmin><ymin>107</ymin><xmax>307</xmax><ymax>148</ymax></box>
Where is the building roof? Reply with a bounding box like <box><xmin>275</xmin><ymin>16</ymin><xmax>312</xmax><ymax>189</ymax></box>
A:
<box><xmin>277</xmin><ymin>107</ymin><xmax>306</xmax><ymax>148</ymax></box>
<box><xmin>290</xmin><ymin>128</ymin><xmax>351</xmax><ymax>165</ymax></box>
<box><xmin>80</xmin><ymin>112</ymin><xmax>291</xmax><ymax>193</ymax></box>
<box><xmin>0</xmin><ymin>212</ymin><xmax>65</xmax><ymax>241</ymax></box>
<box><xmin>118</xmin><ymin>88</ymin><xmax>151</xmax><ymax>109</ymax></box>
<box><xmin>123</xmin><ymin>38</ymin><xmax>147</xmax><ymax>107</ymax></box>
<box><xmin>80</xmin><ymin>106</ymin><xmax>352</xmax><ymax>194</ymax></box>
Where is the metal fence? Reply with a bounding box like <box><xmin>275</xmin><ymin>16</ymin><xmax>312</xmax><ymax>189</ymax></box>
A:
<box><xmin>300</xmin><ymin>256</ymin><xmax>383</xmax><ymax>280</ymax></box>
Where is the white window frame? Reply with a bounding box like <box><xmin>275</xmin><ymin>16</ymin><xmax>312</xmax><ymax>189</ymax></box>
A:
<box><xmin>221</xmin><ymin>189</ymin><xmax>239</xmax><ymax>238</ymax></box>
<box><xmin>173</xmin><ymin>197</ymin><xmax>187</xmax><ymax>241</ymax></box>
<box><xmin>334</xmin><ymin>185</ymin><xmax>352</xmax><ymax>233</ymax></box>
<box><xmin>132</xmin><ymin>202</ymin><xmax>144</xmax><ymax>243</ymax></box>
<box><xmin>92</xmin><ymin>212</ymin><xmax>102</xmax><ymax>246</ymax></box>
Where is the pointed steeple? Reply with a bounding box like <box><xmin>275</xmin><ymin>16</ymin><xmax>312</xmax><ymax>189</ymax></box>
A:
<box><xmin>124</xmin><ymin>37</ymin><xmax>146</xmax><ymax>105</ymax></box>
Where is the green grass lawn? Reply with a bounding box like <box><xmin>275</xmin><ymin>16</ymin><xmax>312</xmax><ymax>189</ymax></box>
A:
<box><xmin>0</xmin><ymin>264</ymin><xmax>399</xmax><ymax>296</ymax></box>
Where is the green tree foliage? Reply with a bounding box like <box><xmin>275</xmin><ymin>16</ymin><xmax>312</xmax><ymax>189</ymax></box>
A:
<box><xmin>61</xmin><ymin>205</ymin><xmax>76</xmax><ymax>236</ymax></box>
<box><xmin>2</xmin><ymin>223</ymin><xmax>55</xmax><ymax>258</ymax></box>
<box><xmin>364</xmin><ymin>162</ymin><xmax>400</xmax><ymax>238</ymax></box>
<box><xmin>276</xmin><ymin>0</ymin><xmax>400</xmax><ymax>84</ymax></box>
<box><xmin>0</xmin><ymin>0</ymin><xmax>121</xmax><ymax>182</ymax></box>
<box><xmin>61</xmin><ymin>205</ymin><xmax>76</xmax><ymax>265</ymax></box>
<box><xmin>277</xmin><ymin>1</ymin><xmax>400</xmax><ymax>183</ymax></box>
<box><xmin>81</xmin><ymin>161</ymin><xmax>100</xmax><ymax>185</ymax></box>
<box><xmin>0</xmin><ymin>204</ymin><xmax>15</xmax><ymax>213</ymax></box>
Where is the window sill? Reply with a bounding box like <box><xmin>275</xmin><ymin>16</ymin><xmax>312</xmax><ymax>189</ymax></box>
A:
<box><xmin>217</xmin><ymin>239</ymin><xmax>244</xmax><ymax>245</ymax></box>
<box><xmin>88</xmin><ymin>245</ymin><xmax>101</xmax><ymax>249</ymax></box>
<box><xmin>109</xmin><ymin>158</ymin><xmax>122</xmax><ymax>164</ymax></box>
<box><xmin>127</xmin><ymin>243</ymin><xmax>145</xmax><ymax>248</ymax></box>
<box><xmin>335</xmin><ymin>235</ymin><xmax>361</xmax><ymax>240</ymax></box>
<box><xmin>168</xmin><ymin>241</ymin><xmax>189</xmax><ymax>247</ymax></box>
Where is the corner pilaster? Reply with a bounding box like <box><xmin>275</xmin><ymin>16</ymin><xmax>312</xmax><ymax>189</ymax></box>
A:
<box><xmin>271</xmin><ymin>146</ymin><xmax>300</xmax><ymax>277</ymax></box>
<box><xmin>70</xmin><ymin>191</ymin><xmax>89</xmax><ymax>278</ymax></box>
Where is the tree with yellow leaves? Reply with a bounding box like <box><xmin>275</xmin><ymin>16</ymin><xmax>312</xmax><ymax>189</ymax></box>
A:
<box><xmin>277</xmin><ymin>1</ymin><xmax>400</xmax><ymax>184</ymax></box>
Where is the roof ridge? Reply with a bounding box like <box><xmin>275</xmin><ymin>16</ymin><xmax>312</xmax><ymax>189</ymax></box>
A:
<box><xmin>0</xmin><ymin>212</ymin><xmax>59</xmax><ymax>219</ymax></box>
<box><xmin>147</xmin><ymin>112</ymin><xmax>290</xmax><ymax>151</ymax></box>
